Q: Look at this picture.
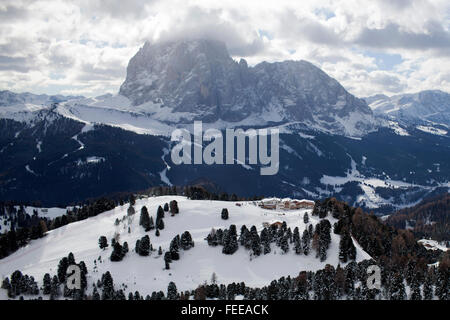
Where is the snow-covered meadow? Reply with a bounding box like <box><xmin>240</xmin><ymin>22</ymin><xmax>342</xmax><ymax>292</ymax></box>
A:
<box><xmin>0</xmin><ymin>196</ymin><xmax>371</xmax><ymax>297</ymax></box>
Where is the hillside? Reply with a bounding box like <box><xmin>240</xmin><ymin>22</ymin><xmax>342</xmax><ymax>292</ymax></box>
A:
<box><xmin>385</xmin><ymin>193</ymin><xmax>450</xmax><ymax>243</ymax></box>
<box><xmin>0</xmin><ymin>195</ymin><xmax>448</xmax><ymax>300</ymax></box>
<box><xmin>0</xmin><ymin>196</ymin><xmax>371</xmax><ymax>298</ymax></box>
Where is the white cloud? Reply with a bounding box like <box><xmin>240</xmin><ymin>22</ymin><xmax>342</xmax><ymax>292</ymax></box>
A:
<box><xmin>0</xmin><ymin>0</ymin><xmax>449</xmax><ymax>97</ymax></box>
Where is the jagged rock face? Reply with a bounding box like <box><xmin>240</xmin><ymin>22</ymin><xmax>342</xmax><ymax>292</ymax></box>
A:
<box><xmin>367</xmin><ymin>90</ymin><xmax>450</xmax><ymax>126</ymax></box>
<box><xmin>120</xmin><ymin>39</ymin><xmax>376</xmax><ymax>136</ymax></box>
<box><xmin>119</xmin><ymin>39</ymin><xmax>248</xmax><ymax>122</ymax></box>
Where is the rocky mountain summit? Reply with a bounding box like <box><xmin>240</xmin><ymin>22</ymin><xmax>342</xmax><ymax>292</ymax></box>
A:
<box><xmin>119</xmin><ymin>39</ymin><xmax>377</xmax><ymax>136</ymax></box>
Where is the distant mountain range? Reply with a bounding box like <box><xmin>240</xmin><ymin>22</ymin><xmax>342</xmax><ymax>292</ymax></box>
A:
<box><xmin>0</xmin><ymin>39</ymin><xmax>449</xmax><ymax>212</ymax></box>
<box><xmin>365</xmin><ymin>90</ymin><xmax>450</xmax><ymax>128</ymax></box>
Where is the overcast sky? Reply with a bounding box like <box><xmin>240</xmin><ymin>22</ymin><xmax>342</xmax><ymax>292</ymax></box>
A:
<box><xmin>0</xmin><ymin>0</ymin><xmax>449</xmax><ymax>98</ymax></box>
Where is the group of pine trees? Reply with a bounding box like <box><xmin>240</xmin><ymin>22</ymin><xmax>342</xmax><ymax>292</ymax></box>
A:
<box><xmin>2</xmin><ymin>254</ymin><xmax>448</xmax><ymax>300</ymax></box>
<box><xmin>1</xmin><ymin>252</ymin><xmax>89</xmax><ymax>299</ymax></box>
<box><xmin>205</xmin><ymin>215</ymin><xmax>334</xmax><ymax>261</ymax></box>
<box><xmin>95</xmin><ymin>199</ymin><xmax>191</xmax><ymax>268</ymax></box>
<box><xmin>164</xmin><ymin>231</ymin><xmax>194</xmax><ymax>269</ymax></box>
<box><xmin>0</xmin><ymin>197</ymin><xmax>118</xmax><ymax>259</ymax></box>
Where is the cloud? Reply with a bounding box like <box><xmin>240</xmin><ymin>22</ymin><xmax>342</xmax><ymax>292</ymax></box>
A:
<box><xmin>155</xmin><ymin>6</ymin><xmax>266</xmax><ymax>57</ymax></box>
<box><xmin>354</xmin><ymin>21</ymin><xmax>450</xmax><ymax>51</ymax></box>
<box><xmin>0</xmin><ymin>4</ymin><xmax>29</xmax><ymax>23</ymax></box>
<box><xmin>0</xmin><ymin>55</ymin><xmax>33</xmax><ymax>73</ymax></box>
<box><xmin>0</xmin><ymin>0</ymin><xmax>449</xmax><ymax>98</ymax></box>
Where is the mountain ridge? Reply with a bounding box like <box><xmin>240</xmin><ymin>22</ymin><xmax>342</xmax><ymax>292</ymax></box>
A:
<box><xmin>118</xmin><ymin>39</ymin><xmax>377</xmax><ymax>137</ymax></box>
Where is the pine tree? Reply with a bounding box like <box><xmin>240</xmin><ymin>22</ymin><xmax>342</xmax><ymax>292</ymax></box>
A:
<box><xmin>122</xmin><ymin>242</ymin><xmax>129</xmax><ymax>255</ymax></box>
<box><xmin>239</xmin><ymin>225</ymin><xmax>249</xmax><ymax>246</ymax></box>
<box><xmin>139</xmin><ymin>206</ymin><xmax>151</xmax><ymax>231</ymax></box>
<box><xmin>164</xmin><ymin>252</ymin><xmax>172</xmax><ymax>269</ymax></box>
<box><xmin>50</xmin><ymin>275</ymin><xmax>60</xmax><ymax>300</ymax></box>
<box><xmin>389</xmin><ymin>273</ymin><xmax>406</xmax><ymax>300</ymax></box>
<box><xmin>138</xmin><ymin>235</ymin><xmax>151</xmax><ymax>256</ymax></box>
<box><xmin>339</xmin><ymin>231</ymin><xmax>355</xmax><ymax>262</ymax></box>
<box><xmin>260</xmin><ymin>228</ymin><xmax>271</xmax><ymax>255</ymax></box>
<box><xmin>157</xmin><ymin>218</ymin><xmax>165</xmax><ymax>230</ymax></box>
<box><xmin>156</xmin><ymin>205</ymin><xmax>165</xmax><ymax>220</ymax></box>
<box><xmin>280</xmin><ymin>235</ymin><xmax>289</xmax><ymax>253</ymax></box>
<box><xmin>221</xmin><ymin>208</ymin><xmax>229</xmax><ymax>220</ymax></box>
<box><xmin>293</xmin><ymin>227</ymin><xmax>302</xmax><ymax>254</ymax></box>
<box><xmin>164</xmin><ymin>203</ymin><xmax>169</xmax><ymax>212</ymax></box>
<box><xmin>303</xmin><ymin>212</ymin><xmax>309</xmax><ymax>224</ymax></box>
<box><xmin>169</xmin><ymin>237</ymin><xmax>180</xmax><ymax>260</ymax></box>
<box><xmin>68</xmin><ymin>252</ymin><xmax>75</xmax><ymax>265</ymax></box>
<box><xmin>98</xmin><ymin>236</ymin><xmax>108</xmax><ymax>250</ymax></box>
<box><xmin>169</xmin><ymin>200</ymin><xmax>179</xmax><ymax>215</ymax></box>
<box><xmin>180</xmin><ymin>231</ymin><xmax>194</xmax><ymax>250</ymax></box>
<box><xmin>110</xmin><ymin>242</ymin><xmax>124</xmax><ymax>261</ymax></box>
<box><xmin>410</xmin><ymin>275</ymin><xmax>422</xmax><ymax>300</ymax></box>
<box><xmin>92</xmin><ymin>287</ymin><xmax>100</xmax><ymax>300</ymax></box>
<box><xmin>302</xmin><ymin>229</ymin><xmax>310</xmax><ymax>255</ymax></box>
<box><xmin>167</xmin><ymin>281</ymin><xmax>178</xmax><ymax>300</ymax></box>
<box><xmin>57</xmin><ymin>257</ymin><xmax>69</xmax><ymax>283</ymax></box>
<box><xmin>101</xmin><ymin>271</ymin><xmax>114</xmax><ymax>300</ymax></box>
<box><xmin>42</xmin><ymin>273</ymin><xmax>51</xmax><ymax>295</ymax></box>
<box><xmin>223</xmin><ymin>226</ymin><xmax>238</xmax><ymax>254</ymax></box>
<box><xmin>127</xmin><ymin>205</ymin><xmax>135</xmax><ymax>216</ymax></box>
<box><xmin>251</xmin><ymin>230</ymin><xmax>262</xmax><ymax>256</ymax></box>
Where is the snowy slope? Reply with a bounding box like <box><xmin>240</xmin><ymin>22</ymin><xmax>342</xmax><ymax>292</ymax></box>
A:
<box><xmin>0</xmin><ymin>196</ymin><xmax>371</xmax><ymax>297</ymax></box>
<box><xmin>366</xmin><ymin>90</ymin><xmax>450</xmax><ymax>128</ymax></box>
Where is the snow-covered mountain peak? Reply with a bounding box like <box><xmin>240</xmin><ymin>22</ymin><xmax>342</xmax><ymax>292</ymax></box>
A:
<box><xmin>119</xmin><ymin>39</ymin><xmax>377</xmax><ymax>136</ymax></box>
<box><xmin>366</xmin><ymin>90</ymin><xmax>450</xmax><ymax>127</ymax></box>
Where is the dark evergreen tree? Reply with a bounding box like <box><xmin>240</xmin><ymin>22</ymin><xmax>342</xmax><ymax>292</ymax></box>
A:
<box><xmin>293</xmin><ymin>227</ymin><xmax>302</xmax><ymax>254</ymax></box>
<box><xmin>110</xmin><ymin>242</ymin><xmax>124</xmax><ymax>261</ymax></box>
<box><xmin>280</xmin><ymin>235</ymin><xmax>289</xmax><ymax>253</ymax></box>
<box><xmin>222</xmin><ymin>226</ymin><xmax>238</xmax><ymax>255</ymax></box>
<box><xmin>138</xmin><ymin>235</ymin><xmax>151</xmax><ymax>256</ymax></box>
<box><xmin>389</xmin><ymin>273</ymin><xmax>406</xmax><ymax>300</ymax></box>
<box><xmin>139</xmin><ymin>206</ymin><xmax>151</xmax><ymax>231</ymax></box>
<box><xmin>98</xmin><ymin>236</ymin><xmax>108</xmax><ymax>250</ymax></box>
<box><xmin>169</xmin><ymin>200</ymin><xmax>179</xmax><ymax>215</ymax></box>
<box><xmin>92</xmin><ymin>287</ymin><xmax>100</xmax><ymax>300</ymax></box>
<box><xmin>221</xmin><ymin>208</ymin><xmax>229</xmax><ymax>220</ymax></box>
<box><xmin>50</xmin><ymin>275</ymin><xmax>60</xmax><ymax>300</ymax></box>
<box><xmin>101</xmin><ymin>271</ymin><xmax>114</xmax><ymax>300</ymax></box>
<box><xmin>260</xmin><ymin>228</ymin><xmax>271</xmax><ymax>255</ymax></box>
<box><xmin>164</xmin><ymin>251</ymin><xmax>172</xmax><ymax>269</ymax></box>
<box><xmin>57</xmin><ymin>257</ymin><xmax>69</xmax><ymax>283</ymax></box>
<box><xmin>410</xmin><ymin>275</ymin><xmax>422</xmax><ymax>300</ymax></box>
<box><xmin>169</xmin><ymin>236</ymin><xmax>180</xmax><ymax>260</ymax></box>
<box><xmin>157</xmin><ymin>218</ymin><xmax>165</xmax><ymax>230</ymax></box>
<box><xmin>180</xmin><ymin>231</ymin><xmax>194</xmax><ymax>250</ymax></box>
<box><xmin>302</xmin><ymin>229</ymin><xmax>310</xmax><ymax>255</ymax></box>
<box><xmin>42</xmin><ymin>273</ymin><xmax>51</xmax><ymax>295</ymax></box>
<box><xmin>156</xmin><ymin>205</ymin><xmax>165</xmax><ymax>221</ymax></box>
<box><xmin>167</xmin><ymin>281</ymin><xmax>178</xmax><ymax>300</ymax></box>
